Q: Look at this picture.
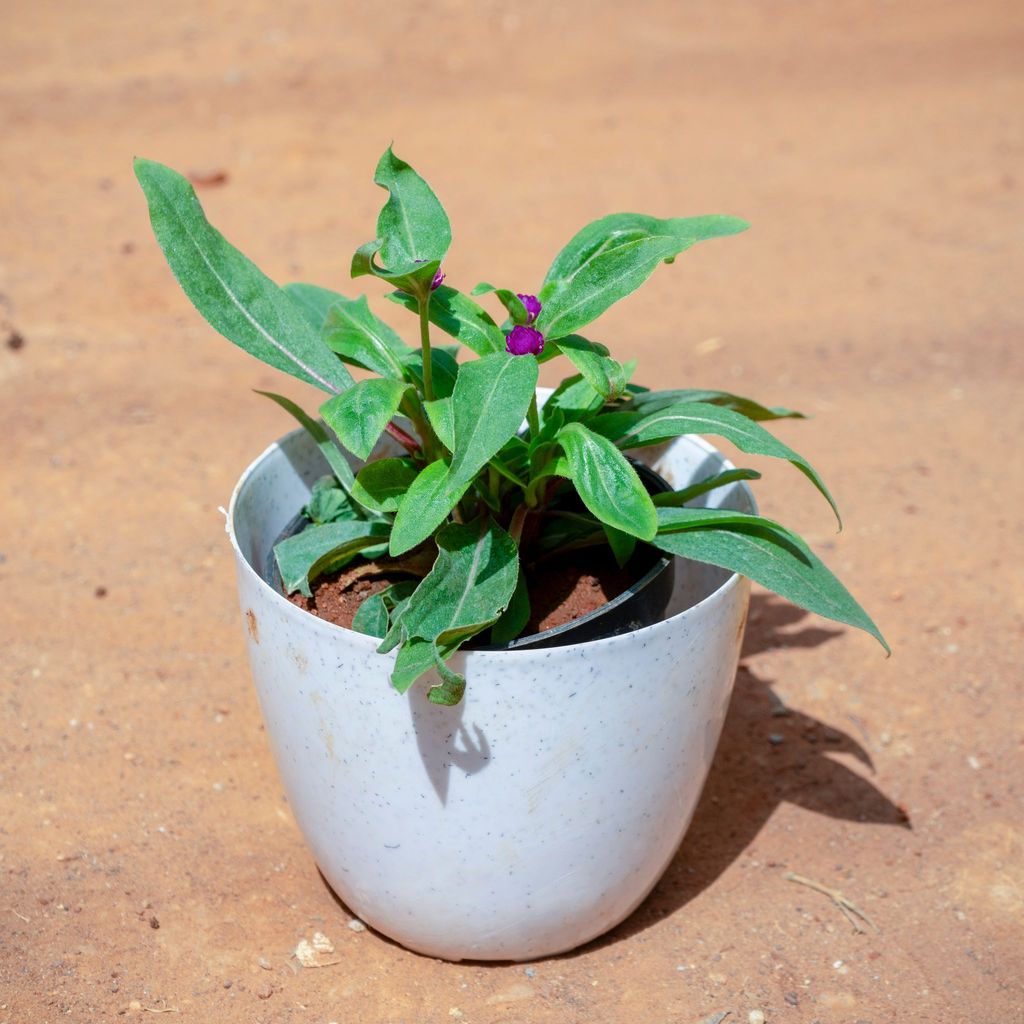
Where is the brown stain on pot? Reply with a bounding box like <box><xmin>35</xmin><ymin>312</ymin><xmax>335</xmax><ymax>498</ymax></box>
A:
<box><xmin>245</xmin><ymin>609</ymin><xmax>260</xmax><ymax>644</ymax></box>
<box><xmin>288</xmin><ymin>645</ymin><xmax>309</xmax><ymax>674</ymax></box>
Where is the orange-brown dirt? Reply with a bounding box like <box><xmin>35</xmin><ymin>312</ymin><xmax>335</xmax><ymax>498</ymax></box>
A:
<box><xmin>2</xmin><ymin>2</ymin><xmax>1022</xmax><ymax>1021</ymax></box>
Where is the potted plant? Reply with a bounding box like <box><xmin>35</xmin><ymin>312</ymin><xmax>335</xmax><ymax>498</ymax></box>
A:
<box><xmin>135</xmin><ymin>149</ymin><xmax>887</xmax><ymax>961</ymax></box>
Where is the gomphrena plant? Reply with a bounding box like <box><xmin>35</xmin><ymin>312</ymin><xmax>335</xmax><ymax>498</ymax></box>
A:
<box><xmin>136</xmin><ymin>148</ymin><xmax>887</xmax><ymax>705</ymax></box>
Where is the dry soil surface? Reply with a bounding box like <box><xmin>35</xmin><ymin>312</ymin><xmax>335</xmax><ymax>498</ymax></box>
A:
<box><xmin>2</xmin><ymin>2</ymin><xmax>1023</xmax><ymax>1022</ymax></box>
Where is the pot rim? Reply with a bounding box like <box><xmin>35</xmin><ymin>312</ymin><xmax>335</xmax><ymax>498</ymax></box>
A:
<box><xmin>227</xmin><ymin>424</ymin><xmax>756</xmax><ymax>661</ymax></box>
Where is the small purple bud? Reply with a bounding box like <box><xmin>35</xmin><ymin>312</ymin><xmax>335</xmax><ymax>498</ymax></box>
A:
<box><xmin>516</xmin><ymin>293</ymin><xmax>542</xmax><ymax>324</ymax></box>
<box><xmin>431</xmin><ymin>269</ymin><xmax>446</xmax><ymax>291</ymax></box>
<box><xmin>506</xmin><ymin>325</ymin><xmax>545</xmax><ymax>356</ymax></box>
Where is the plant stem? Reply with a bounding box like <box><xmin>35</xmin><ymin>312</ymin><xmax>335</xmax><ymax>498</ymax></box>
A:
<box><xmin>385</xmin><ymin>420</ymin><xmax>420</xmax><ymax>454</ymax></box>
<box><xmin>418</xmin><ymin>292</ymin><xmax>434</xmax><ymax>403</ymax></box>
<box><xmin>508</xmin><ymin>503</ymin><xmax>529</xmax><ymax>546</ymax></box>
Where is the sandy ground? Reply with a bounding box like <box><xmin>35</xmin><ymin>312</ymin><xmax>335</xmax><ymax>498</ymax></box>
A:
<box><xmin>2</xmin><ymin>1</ymin><xmax>1023</xmax><ymax>1021</ymax></box>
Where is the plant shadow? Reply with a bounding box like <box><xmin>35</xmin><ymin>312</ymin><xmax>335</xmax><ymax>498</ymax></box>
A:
<box><xmin>576</xmin><ymin>592</ymin><xmax>910</xmax><ymax>954</ymax></box>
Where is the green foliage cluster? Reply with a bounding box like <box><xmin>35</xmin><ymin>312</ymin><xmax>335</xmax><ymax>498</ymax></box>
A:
<box><xmin>136</xmin><ymin>148</ymin><xmax>886</xmax><ymax>705</ymax></box>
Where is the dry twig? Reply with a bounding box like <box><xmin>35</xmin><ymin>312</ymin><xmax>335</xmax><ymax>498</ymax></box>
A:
<box><xmin>784</xmin><ymin>871</ymin><xmax>878</xmax><ymax>933</ymax></box>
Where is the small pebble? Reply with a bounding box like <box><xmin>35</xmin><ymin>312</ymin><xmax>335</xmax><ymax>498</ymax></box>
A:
<box><xmin>348</xmin><ymin>918</ymin><xmax>366</xmax><ymax>932</ymax></box>
<box><xmin>256</xmin><ymin>983</ymin><xmax>273</xmax><ymax>1000</ymax></box>
<box><xmin>967</xmin><ymin>755</ymin><xmax>981</xmax><ymax>770</ymax></box>
<box><xmin>223</xmin><ymin>980</ymin><xmax>232</xmax><ymax>989</ymax></box>
<box><xmin>785</xmin><ymin>991</ymin><xmax>798</xmax><ymax>1006</ymax></box>
<box><xmin>258</xmin><ymin>957</ymin><xmax>271</xmax><ymax>970</ymax></box>
<box><xmin>768</xmin><ymin>733</ymin><xmax>784</xmax><ymax>745</ymax></box>
<box><xmin>749</xmin><ymin>1011</ymin><xmax>766</xmax><ymax>1024</ymax></box>
<box><xmin>524</xmin><ymin>967</ymin><xmax>536</xmax><ymax>977</ymax></box>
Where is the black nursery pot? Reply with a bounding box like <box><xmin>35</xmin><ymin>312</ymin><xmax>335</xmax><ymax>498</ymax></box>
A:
<box><xmin>495</xmin><ymin>461</ymin><xmax>674</xmax><ymax>651</ymax></box>
<box><xmin>268</xmin><ymin>460</ymin><xmax>675</xmax><ymax>652</ymax></box>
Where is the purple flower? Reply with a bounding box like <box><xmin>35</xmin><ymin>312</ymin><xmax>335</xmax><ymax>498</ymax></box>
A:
<box><xmin>431</xmin><ymin>269</ymin><xmax>446</xmax><ymax>291</ymax></box>
<box><xmin>506</xmin><ymin>325</ymin><xmax>545</xmax><ymax>356</ymax></box>
<box><xmin>516</xmin><ymin>293</ymin><xmax>541</xmax><ymax>324</ymax></box>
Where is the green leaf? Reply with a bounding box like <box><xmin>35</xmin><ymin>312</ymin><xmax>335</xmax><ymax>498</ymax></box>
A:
<box><xmin>351</xmin><ymin>580</ymin><xmax>417</xmax><ymax>639</ymax></box>
<box><xmin>372</xmin><ymin>146</ymin><xmax>451</xmax><ymax>275</ymax></box>
<box><xmin>424</xmin><ymin>397</ymin><xmax>455</xmax><ymax>450</ymax></box>
<box><xmin>380</xmin><ymin>518</ymin><xmax>519</xmax><ymax>698</ymax></box>
<box><xmin>320</xmin><ymin>378</ymin><xmax>410</xmax><ymax>460</ymax></box>
<box><xmin>389</xmin><ymin>638</ymin><xmax>455</xmax><ymax>695</ymax></box>
<box><xmin>134</xmin><ymin>158</ymin><xmax>353</xmax><ymax>395</ymax></box>
<box><xmin>652</xmin><ymin>468</ymin><xmax>762</xmax><ymax>508</ymax></box>
<box><xmin>400</xmin><ymin>345</ymin><xmax>459</xmax><ymax>399</ymax></box>
<box><xmin>426</xmin><ymin>644</ymin><xmax>467</xmax><ymax>706</ymax></box>
<box><xmin>542</xmin><ymin>374</ymin><xmax>604</xmax><ymax>425</ymax></box>
<box><xmin>556</xmin><ymin>335</ymin><xmax>628</xmax><ymax>400</ymax></box>
<box><xmin>651</xmin><ymin>509</ymin><xmax>888</xmax><ymax>652</ymax></box>
<box><xmin>351</xmin><ymin>457</ymin><xmax>419</xmax><ymax>514</ymax></box>
<box><xmin>322</xmin><ymin>295</ymin><xmax>411</xmax><ymax>380</ymax></box>
<box><xmin>387</xmin><ymin>286</ymin><xmax>505</xmax><ymax>356</ymax></box>
<box><xmin>303</xmin><ymin>476</ymin><xmax>361</xmax><ymax>524</ymax></box>
<box><xmin>389</xmin><ymin>353</ymin><xmax>538</xmax><ymax>555</ymax></box>
<box><xmin>275</xmin><ymin>521</ymin><xmax>391</xmax><ymax>597</ymax></box>
<box><xmin>350</xmin><ymin>239</ymin><xmax>440</xmax><ymax>296</ymax></box>
<box><xmin>389</xmin><ymin>461</ymin><xmax>463</xmax><ymax>556</ymax></box>
<box><xmin>630</xmin><ymin>387</ymin><xmax>805</xmax><ymax>421</ymax></box>
<box><xmin>556</xmin><ymin>422</ymin><xmax>657</xmax><ymax>541</ymax></box>
<box><xmin>490</xmin><ymin>571</ymin><xmax>530</xmax><ymax>645</ymax></box>
<box><xmin>254</xmin><ymin>391</ymin><xmax>356</xmax><ymax>494</ymax></box>
<box><xmin>448</xmin><ymin>353</ymin><xmax>539</xmax><ymax>484</ymax></box>
<box><xmin>593</xmin><ymin>401</ymin><xmax>841</xmax><ymax>528</ymax></box>
<box><xmin>537</xmin><ymin>213</ymin><xmax>749</xmax><ymax>339</ymax></box>
<box><xmin>470</xmin><ymin>282</ymin><xmax>530</xmax><ymax>325</ymax></box>
<box><xmin>602</xmin><ymin>523</ymin><xmax>637</xmax><ymax>568</ymax></box>
<box><xmin>283</xmin><ymin>282</ymin><xmax>348</xmax><ymax>333</ymax></box>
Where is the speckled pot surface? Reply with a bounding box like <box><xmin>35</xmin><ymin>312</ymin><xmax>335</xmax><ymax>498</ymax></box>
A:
<box><xmin>227</xmin><ymin>425</ymin><xmax>754</xmax><ymax>962</ymax></box>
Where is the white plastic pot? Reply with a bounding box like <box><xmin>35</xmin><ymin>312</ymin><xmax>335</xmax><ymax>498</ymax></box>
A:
<box><xmin>227</xmin><ymin>421</ymin><xmax>754</xmax><ymax>962</ymax></box>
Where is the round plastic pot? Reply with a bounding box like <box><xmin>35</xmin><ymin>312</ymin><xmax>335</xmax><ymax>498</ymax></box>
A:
<box><xmin>227</xmin><ymin>428</ymin><xmax>754</xmax><ymax>962</ymax></box>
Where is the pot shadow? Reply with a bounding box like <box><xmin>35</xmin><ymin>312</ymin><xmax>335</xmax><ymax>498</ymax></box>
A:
<box><xmin>575</xmin><ymin>592</ymin><xmax>910</xmax><ymax>954</ymax></box>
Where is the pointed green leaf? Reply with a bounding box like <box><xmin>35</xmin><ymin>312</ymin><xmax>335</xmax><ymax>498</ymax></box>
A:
<box><xmin>543</xmin><ymin>374</ymin><xmax>604</xmax><ymax>425</ymax></box>
<box><xmin>593</xmin><ymin>401</ymin><xmax>841</xmax><ymax>528</ymax></box>
<box><xmin>652</xmin><ymin>468</ymin><xmax>762</xmax><ymax>507</ymax></box>
<box><xmin>320</xmin><ymin>378</ymin><xmax>410</xmax><ymax>460</ymax></box>
<box><xmin>383</xmin><ymin>517</ymin><xmax>519</xmax><ymax>653</ymax></box>
<box><xmin>372</xmin><ymin>146</ymin><xmax>451</xmax><ymax>274</ymax></box>
<box><xmin>275</xmin><ymin>521</ymin><xmax>392</xmax><ymax>596</ymax></box>
<box><xmin>537</xmin><ymin>213</ymin><xmax>748</xmax><ymax>339</ymax></box>
<box><xmin>425</xmin><ymin>397</ymin><xmax>455</xmax><ymax>450</ymax></box>
<box><xmin>470</xmin><ymin>282</ymin><xmax>530</xmax><ymax>325</ymax></box>
<box><xmin>283</xmin><ymin>282</ymin><xmax>348</xmax><ymax>332</ymax></box>
<box><xmin>602</xmin><ymin>523</ymin><xmax>637</xmax><ymax>568</ymax></box>
<box><xmin>134</xmin><ymin>158</ymin><xmax>353</xmax><ymax>394</ymax></box>
<box><xmin>556</xmin><ymin>422</ymin><xmax>657</xmax><ymax>541</ymax></box>
<box><xmin>426</xmin><ymin>643</ymin><xmax>467</xmax><ymax>706</ymax></box>
<box><xmin>652</xmin><ymin>508</ymin><xmax>888</xmax><ymax>652</ymax></box>
<box><xmin>351</xmin><ymin>457</ymin><xmax>419</xmax><ymax>514</ymax></box>
<box><xmin>389</xmin><ymin>461</ymin><xmax>466</xmax><ymax>556</ymax></box>
<box><xmin>556</xmin><ymin>335</ymin><xmax>628</xmax><ymax>400</ymax></box>
<box><xmin>387</xmin><ymin>286</ymin><xmax>504</xmax><ymax>355</ymax></box>
<box><xmin>254</xmin><ymin>391</ymin><xmax>356</xmax><ymax>493</ymax></box>
<box><xmin>350</xmin><ymin>238</ymin><xmax>440</xmax><ymax>295</ymax></box>
<box><xmin>351</xmin><ymin>580</ymin><xmax>417</xmax><ymax>639</ymax></box>
<box><xmin>303</xmin><ymin>475</ymin><xmax>361</xmax><ymax>524</ymax></box>
<box><xmin>630</xmin><ymin>387</ymin><xmax>805</xmax><ymax>421</ymax></box>
<box><xmin>449</xmin><ymin>353</ymin><xmax>539</xmax><ymax>485</ymax></box>
<box><xmin>401</xmin><ymin>345</ymin><xmax>460</xmax><ymax>400</ymax></box>
<box><xmin>322</xmin><ymin>295</ymin><xmax>411</xmax><ymax>379</ymax></box>
<box><xmin>490</xmin><ymin>570</ymin><xmax>530</xmax><ymax>645</ymax></box>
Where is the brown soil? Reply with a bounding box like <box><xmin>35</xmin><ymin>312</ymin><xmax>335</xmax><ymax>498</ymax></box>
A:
<box><xmin>289</xmin><ymin>549</ymin><xmax>635</xmax><ymax>636</ymax></box>
<box><xmin>3</xmin><ymin>2</ymin><xmax>1023</xmax><ymax>1021</ymax></box>
<box><xmin>288</xmin><ymin>570</ymin><xmax>414</xmax><ymax>630</ymax></box>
